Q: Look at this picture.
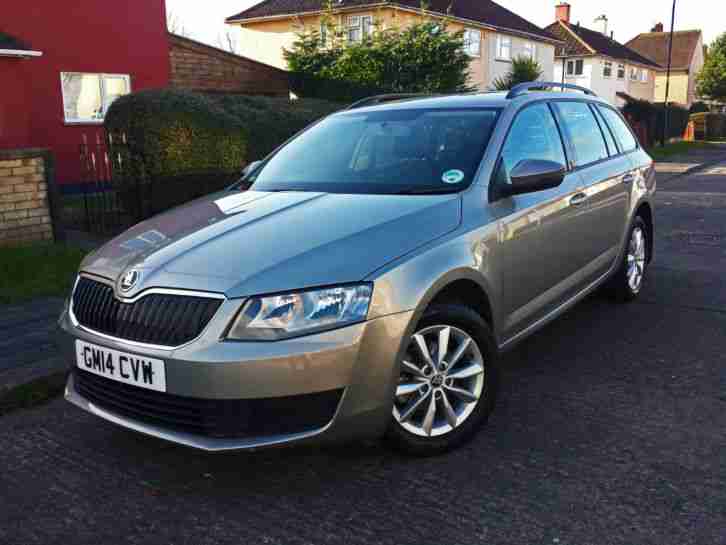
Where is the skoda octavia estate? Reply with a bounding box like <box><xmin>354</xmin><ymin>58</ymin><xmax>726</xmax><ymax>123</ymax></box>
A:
<box><xmin>59</xmin><ymin>83</ymin><xmax>656</xmax><ymax>455</ymax></box>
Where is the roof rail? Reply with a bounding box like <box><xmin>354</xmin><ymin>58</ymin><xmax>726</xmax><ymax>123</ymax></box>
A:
<box><xmin>506</xmin><ymin>82</ymin><xmax>597</xmax><ymax>100</ymax></box>
<box><xmin>346</xmin><ymin>93</ymin><xmax>431</xmax><ymax>110</ymax></box>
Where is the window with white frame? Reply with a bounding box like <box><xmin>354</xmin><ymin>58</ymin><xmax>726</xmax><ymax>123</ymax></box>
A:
<box><xmin>630</xmin><ymin>67</ymin><xmax>639</xmax><ymax>81</ymax></box>
<box><xmin>617</xmin><ymin>63</ymin><xmax>626</xmax><ymax>79</ymax></box>
<box><xmin>61</xmin><ymin>73</ymin><xmax>131</xmax><ymax>123</ymax></box>
<box><xmin>523</xmin><ymin>42</ymin><xmax>536</xmax><ymax>60</ymax></box>
<box><xmin>566</xmin><ymin>59</ymin><xmax>584</xmax><ymax>76</ymax></box>
<box><xmin>347</xmin><ymin>15</ymin><xmax>373</xmax><ymax>43</ymax></box>
<box><xmin>463</xmin><ymin>28</ymin><xmax>481</xmax><ymax>57</ymax></box>
<box><xmin>640</xmin><ymin>69</ymin><xmax>648</xmax><ymax>83</ymax></box>
<box><xmin>603</xmin><ymin>61</ymin><xmax>613</xmax><ymax>78</ymax></box>
<box><xmin>320</xmin><ymin>22</ymin><xmax>328</xmax><ymax>46</ymax></box>
<box><xmin>496</xmin><ymin>35</ymin><xmax>512</xmax><ymax>60</ymax></box>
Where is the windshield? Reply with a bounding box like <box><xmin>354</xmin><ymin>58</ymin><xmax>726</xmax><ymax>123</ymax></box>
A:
<box><xmin>247</xmin><ymin>108</ymin><xmax>501</xmax><ymax>195</ymax></box>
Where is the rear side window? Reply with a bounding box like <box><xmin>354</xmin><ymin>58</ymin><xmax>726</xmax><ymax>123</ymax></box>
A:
<box><xmin>499</xmin><ymin>103</ymin><xmax>567</xmax><ymax>177</ymax></box>
<box><xmin>591</xmin><ymin>105</ymin><xmax>619</xmax><ymax>156</ymax></box>
<box><xmin>553</xmin><ymin>101</ymin><xmax>608</xmax><ymax>167</ymax></box>
<box><xmin>597</xmin><ymin>106</ymin><xmax>638</xmax><ymax>152</ymax></box>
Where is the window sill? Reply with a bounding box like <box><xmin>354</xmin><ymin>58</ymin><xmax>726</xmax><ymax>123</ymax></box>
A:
<box><xmin>64</xmin><ymin>120</ymin><xmax>105</xmax><ymax>127</ymax></box>
<box><xmin>495</xmin><ymin>58</ymin><xmax>512</xmax><ymax>64</ymax></box>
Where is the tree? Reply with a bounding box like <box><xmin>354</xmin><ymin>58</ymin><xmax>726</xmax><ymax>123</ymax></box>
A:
<box><xmin>697</xmin><ymin>32</ymin><xmax>726</xmax><ymax>104</ymax></box>
<box><xmin>284</xmin><ymin>18</ymin><xmax>473</xmax><ymax>96</ymax></box>
<box><xmin>491</xmin><ymin>57</ymin><xmax>544</xmax><ymax>91</ymax></box>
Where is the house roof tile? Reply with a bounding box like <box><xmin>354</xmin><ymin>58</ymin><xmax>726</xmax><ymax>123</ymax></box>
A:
<box><xmin>544</xmin><ymin>21</ymin><xmax>661</xmax><ymax>69</ymax></box>
<box><xmin>626</xmin><ymin>30</ymin><xmax>702</xmax><ymax>72</ymax></box>
<box><xmin>227</xmin><ymin>0</ymin><xmax>558</xmax><ymax>43</ymax></box>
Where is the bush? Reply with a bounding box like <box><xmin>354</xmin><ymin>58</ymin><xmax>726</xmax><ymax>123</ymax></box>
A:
<box><xmin>105</xmin><ymin>90</ymin><xmax>342</xmax><ymax>174</ymax></box>
<box><xmin>620</xmin><ymin>96</ymin><xmax>689</xmax><ymax>143</ymax></box>
<box><xmin>105</xmin><ymin>89</ymin><xmax>247</xmax><ymax>178</ymax></box>
<box><xmin>103</xmin><ymin>90</ymin><xmax>343</xmax><ymax>221</ymax></box>
<box><xmin>690</xmin><ymin>101</ymin><xmax>710</xmax><ymax>114</ymax></box>
<box><xmin>491</xmin><ymin>57</ymin><xmax>544</xmax><ymax>91</ymax></box>
<box><xmin>208</xmin><ymin>94</ymin><xmax>342</xmax><ymax>161</ymax></box>
<box><xmin>285</xmin><ymin>19</ymin><xmax>473</xmax><ymax>100</ymax></box>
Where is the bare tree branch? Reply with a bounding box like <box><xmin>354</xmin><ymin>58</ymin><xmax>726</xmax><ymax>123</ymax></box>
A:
<box><xmin>167</xmin><ymin>10</ymin><xmax>190</xmax><ymax>37</ymax></box>
<box><xmin>216</xmin><ymin>30</ymin><xmax>239</xmax><ymax>54</ymax></box>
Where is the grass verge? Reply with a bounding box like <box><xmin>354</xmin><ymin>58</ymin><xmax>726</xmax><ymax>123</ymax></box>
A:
<box><xmin>646</xmin><ymin>141</ymin><xmax>725</xmax><ymax>161</ymax></box>
<box><xmin>0</xmin><ymin>372</ymin><xmax>68</xmax><ymax>416</ymax></box>
<box><xmin>0</xmin><ymin>243</ymin><xmax>86</xmax><ymax>304</ymax></box>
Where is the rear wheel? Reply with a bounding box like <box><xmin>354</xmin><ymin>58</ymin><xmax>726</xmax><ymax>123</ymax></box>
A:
<box><xmin>609</xmin><ymin>216</ymin><xmax>649</xmax><ymax>302</ymax></box>
<box><xmin>386</xmin><ymin>304</ymin><xmax>499</xmax><ymax>456</ymax></box>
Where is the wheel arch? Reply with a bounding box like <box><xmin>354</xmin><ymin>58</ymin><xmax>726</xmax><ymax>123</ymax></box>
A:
<box><xmin>635</xmin><ymin>201</ymin><xmax>654</xmax><ymax>263</ymax></box>
<box><xmin>410</xmin><ymin>269</ymin><xmax>499</xmax><ymax>343</ymax></box>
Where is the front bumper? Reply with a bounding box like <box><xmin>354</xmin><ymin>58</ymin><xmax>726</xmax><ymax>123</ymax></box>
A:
<box><xmin>58</xmin><ymin>306</ymin><xmax>414</xmax><ymax>451</ymax></box>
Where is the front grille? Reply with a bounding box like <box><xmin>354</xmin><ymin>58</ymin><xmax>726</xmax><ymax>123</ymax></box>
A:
<box><xmin>72</xmin><ymin>276</ymin><xmax>223</xmax><ymax>347</ymax></box>
<box><xmin>74</xmin><ymin>369</ymin><xmax>343</xmax><ymax>439</ymax></box>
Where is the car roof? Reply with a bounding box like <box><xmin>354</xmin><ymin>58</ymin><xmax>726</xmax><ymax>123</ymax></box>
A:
<box><xmin>338</xmin><ymin>90</ymin><xmax>608</xmax><ymax>114</ymax></box>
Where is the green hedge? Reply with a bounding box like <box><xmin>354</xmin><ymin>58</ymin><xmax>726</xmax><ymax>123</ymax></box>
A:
<box><xmin>620</xmin><ymin>97</ymin><xmax>690</xmax><ymax>143</ymax></box>
<box><xmin>208</xmin><ymin>94</ymin><xmax>342</xmax><ymax>162</ymax></box>
<box><xmin>105</xmin><ymin>90</ymin><xmax>343</xmax><ymax>178</ymax></box>
<box><xmin>289</xmin><ymin>72</ymin><xmax>385</xmax><ymax>103</ymax></box>
<box><xmin>105</xmin><ymin>89</ymin><xmax>247</xmax><ymax>178</ymax></box>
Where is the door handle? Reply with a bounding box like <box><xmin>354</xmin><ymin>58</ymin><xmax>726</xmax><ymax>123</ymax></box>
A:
<box><xmin>622</xmin><ymin>173</ymin><xmax>636</xmax><ymax>184</ymax></box>
<box><xmin>570</xmin><ymin>193</ymin><xmax>588</xmax><ymax>206</ymax></box>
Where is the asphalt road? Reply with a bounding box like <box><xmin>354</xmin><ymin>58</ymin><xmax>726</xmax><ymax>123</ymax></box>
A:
<box><xmin>2</xmin><ymin>164</ymin><xmax>726</xmax><ymax>545</ymax></box>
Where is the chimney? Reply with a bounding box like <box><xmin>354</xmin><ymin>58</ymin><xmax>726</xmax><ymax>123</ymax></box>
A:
<box><xmin>652</xmin><ymin>22</ymin><xmax>664</xmax><ymax>33</ymax></box>
<box><xmin>594</xmin><ymin>14</ymin><xmax>608</xmax><ymax>36</ymax></box>
<box><xmin>555</xmin><ymin>3</ymin><xmax>571</xmax><ymax>23</ymax></box>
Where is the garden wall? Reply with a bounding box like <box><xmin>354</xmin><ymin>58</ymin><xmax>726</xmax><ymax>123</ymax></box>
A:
<box><xmin>169</xmin><ymin>33</ymin><xmax>289</xmax><ymax>96</ymax></box>
<box><xmin>0</xmin><ymin>149</ymin><xmax>54</xmax><ymax>246</ymax></box>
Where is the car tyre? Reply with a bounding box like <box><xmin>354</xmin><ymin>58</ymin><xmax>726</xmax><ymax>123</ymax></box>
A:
<box><xmin>385</xmin><ymin>304</ymin><xmax>499</xmax><ymax>457</ymax></box>
<box><xmin>608</xmin><ymin>216</ymin><xmax>649</xmax><ymax>302</ymax></box>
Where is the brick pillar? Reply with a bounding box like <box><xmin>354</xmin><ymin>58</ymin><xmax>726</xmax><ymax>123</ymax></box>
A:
<box><xmin>0</xmin><ymin>149</ymin><xmax>54</xmax><ymax>246</ymax></box>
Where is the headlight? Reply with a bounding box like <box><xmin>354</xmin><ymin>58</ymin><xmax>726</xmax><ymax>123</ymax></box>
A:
<box><xmin>226</xmin><ymin>283</ymin><xmax>373</xmax><ymax>341</ymax></box>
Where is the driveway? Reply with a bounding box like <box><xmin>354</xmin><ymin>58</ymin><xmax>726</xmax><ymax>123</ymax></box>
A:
<box><xmin>2</xmin><ymin>164</ymin><xmax>726</xmax><ymax>545</ymax></box>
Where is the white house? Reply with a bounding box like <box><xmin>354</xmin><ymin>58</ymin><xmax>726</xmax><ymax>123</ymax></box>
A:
<box><xmin>545</xmin><ymin>3</ymin><xmax>661</xmax><ymax>106</ymax></box>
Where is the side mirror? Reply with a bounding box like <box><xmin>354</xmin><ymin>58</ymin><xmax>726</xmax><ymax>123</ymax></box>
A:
<box><xmin>241</xmin><ymin>160</ymin><xmax>262</xmax><ymax>178</ymax></box>
<box><xmin>504</xmin><ymin>159</ymin><xmax>566</xmax><ymax>197</ymax></box>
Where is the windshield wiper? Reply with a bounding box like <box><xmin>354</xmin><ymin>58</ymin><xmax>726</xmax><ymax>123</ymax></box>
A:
<box><xmin>395</xmin><ymin>186</ymin><xmax>463</xmax><ymax>195</ymax></box>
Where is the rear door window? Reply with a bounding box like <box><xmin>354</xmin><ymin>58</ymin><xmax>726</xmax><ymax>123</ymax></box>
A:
<box><xmin>597</xmin><ymin>105</ymin><xmax>638</xmax><ymax>152</ymax></box>
<box><xmin>552</xmin><ymin>101</ymin><xmax>609</xmax><ymax>167</ymax></box>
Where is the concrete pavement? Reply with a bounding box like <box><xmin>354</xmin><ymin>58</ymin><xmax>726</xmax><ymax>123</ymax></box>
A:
<box><xmin>654</xmin><ymin>143</ymin><xmax>726</xmax><ymax>182</ymax></box>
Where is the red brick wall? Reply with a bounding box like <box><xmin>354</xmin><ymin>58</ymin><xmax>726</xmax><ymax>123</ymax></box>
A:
<box><xmin>169</xmin><ymin>34</ymin><xmax>289</xmax><ymax>96</ymax></box>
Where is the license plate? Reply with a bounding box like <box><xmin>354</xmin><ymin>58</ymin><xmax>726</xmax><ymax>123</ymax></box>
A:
<box><xmin>75</xmin><ymin>340</ymin><xmax>166</xmax><ymax>392</ymax></box>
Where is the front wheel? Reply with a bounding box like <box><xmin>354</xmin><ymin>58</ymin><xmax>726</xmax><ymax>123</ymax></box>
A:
<box><xmin>386</xmin><ymin>305</ymin><xmax>499</xmax><ymax>456</ymax></box>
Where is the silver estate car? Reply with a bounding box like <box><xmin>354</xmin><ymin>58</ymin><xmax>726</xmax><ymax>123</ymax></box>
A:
<box><xmin>58</xmin><ymin>83</ymin><xmax>656</xmax><ymax>455</ymax></box>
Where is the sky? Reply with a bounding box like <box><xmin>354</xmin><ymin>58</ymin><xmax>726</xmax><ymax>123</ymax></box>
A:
<box><xmin>165</xmin><ymin>0</ymin><xmax>725</xmax><ymax>49</ymax></box>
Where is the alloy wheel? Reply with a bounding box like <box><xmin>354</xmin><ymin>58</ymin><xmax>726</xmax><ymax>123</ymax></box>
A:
<box><xmin>627</xmin><ymin>226</ymin><xmax>647</xmax><ymax>293</ymax></box>
<box><xmin>392</xmin><ymin>325</ymin><xmax>486</xmax><ymax>438</ymax></box>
